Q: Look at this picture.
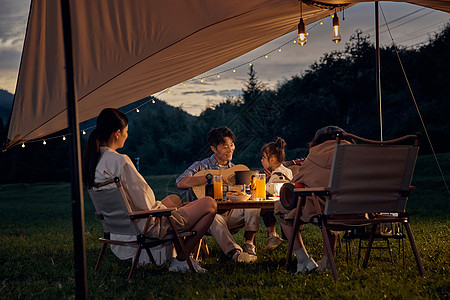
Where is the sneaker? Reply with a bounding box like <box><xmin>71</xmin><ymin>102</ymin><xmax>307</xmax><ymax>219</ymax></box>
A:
<box><xmin>190</xmin><ymin>257</ymin><xmax>207</xmax><ymax>273</ymax></box>
<box><xmin>169</xmin><ymin>258</ymin><xmax>191</xmax><ymax>272</ymax></box>
<box><xmin>316</xmin><ymin>256</ymin><xmax>331</xmax><ymax>273</ymax></box>
<box><xmin>242</xmin><ymin>242</ymin><xmax>257</xmax><ymax>256</ymax></box>
<box><xmin>296</xmin><ymin>257</ymin><xmax>318</xmax><ymax>274</ymax></box>
<box><xmin>266</xmin><ymin>234</ymin><xmax>283</xmax><ymax>252</ymax></box>
<box><xmin>232</xmin><ymin>250</ymin><xmax>257</xmax><ymax>263</ymax></box>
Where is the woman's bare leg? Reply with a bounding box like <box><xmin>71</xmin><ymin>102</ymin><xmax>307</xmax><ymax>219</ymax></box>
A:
<box><xmin>175</xmin><ymin>196</ymin><xmax>217</xmax><ymax>259</ymax></box>
<box><xmin>280</xmin><ymin>222</ymin><xmax>305</xmax><ymax>251</ymax></box>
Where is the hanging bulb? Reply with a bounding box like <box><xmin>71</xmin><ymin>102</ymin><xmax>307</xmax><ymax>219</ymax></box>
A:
<box><xmin>216</xmin><ymin>74</ymin><xmax>220</xmax><ymax>78</ymax></box>
<box><xmin>249</xmin><ymin>62</ymin><xmax>252</xmax><ymax>66</ymax></box>
<box><xmin>152</xmin><ymin>99</ymin><xmax>155</xmax><ymax>103</ymax></box>
<box><xmin>22</xmin><ymin>143</ymin><xmax>25</xmax><ymax>148</ymax></box>
<box><xmin>136</xmin><ymin>108</ymin><xmax>140</xmax><ymax>113</ymax></box>
<box><xmin>297</xmin><ymin>18</ymin><xmax>307</xmax><ymax>46</ymax></box>
<box><xmin>232</xmin><ymin>68</ymin><xmax>236</xmax><ymax>73</ymax></box>
<box><xmin>183</xmin><ymin>82</ymin><xmax>186</xmax><ymax>87</ymax></box>
<box><xmin>82</xmin><ymin>130</ymin><xmax>86</xmax><ymax>135</ymax></box>
<box><xmin>332</xmin><ymin>14</ymin><xmax>341</xmax><ymax>43</ymax></box>
<box><xmin>63</xmin><ymin>136</ymin><xmax>66</xmax><ymax>141</ymax></box>
<box><xmin>43</xmin><ymin>140</ymin><xmax>46</xmax><ymax>145</ymax></box>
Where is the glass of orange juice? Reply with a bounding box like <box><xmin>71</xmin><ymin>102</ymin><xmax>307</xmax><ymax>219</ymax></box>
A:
<box><xmin>255</xmin><ymin>173</ymin><xmax>266</xmax><ymax>200</ymax></box>
<box><xmin>213</xmin><ymin>175</ymin><xmax>223</xmax><ymax>200</ymax></box>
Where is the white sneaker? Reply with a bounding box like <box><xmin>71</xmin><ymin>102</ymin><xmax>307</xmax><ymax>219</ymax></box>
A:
<box><xmin>190</xmin><ymin>257</ymin><xmax>207</xmax><ymax>273</ymax></box>
<box><xmin>296</xmin><ymin>257</ymin><xmax>318</xmax><ymax>274</ymax></box>
<box><xmin>266</xmin><ymin>234</ymin><xmax>283</xmax><ymax>252</ymax></box>
<box><xmin>317</xmin><ymin>256</ymin><xmax>331</xmax><ymax>273</ymax></box>
<box><xmin>169</xmin><ymin>258</ymin><xmax>191</xmax><ymax>272</ymax></box>
<box><xmin>242</xmin><ymin>242</ymin><xmax>257</xmax><ymax>256</ymax></box>
<box><xmin>232</xmin><ymin>250</ymin><xmax>257</xmax><ymax>263</ymax></box>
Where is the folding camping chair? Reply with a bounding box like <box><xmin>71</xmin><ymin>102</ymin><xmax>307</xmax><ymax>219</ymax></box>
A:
<box><xmin>88</xmin><ymin>177</ymin><xmax>197</xmax><ymax>279</ymax></box>
<box><xmin>281</xmin><ymin>133</ymin><xmax>425</xmax><ymax>281</ymax></box>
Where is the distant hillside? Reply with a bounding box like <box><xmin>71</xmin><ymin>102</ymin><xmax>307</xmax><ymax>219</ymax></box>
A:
<box><xmin>0</xmin><ymin>89</ymin><xmax>13</xmax><ymax>125</ymax></box>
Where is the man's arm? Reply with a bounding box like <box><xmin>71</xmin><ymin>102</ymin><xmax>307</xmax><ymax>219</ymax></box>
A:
<box><xmin>176</xmin><ymin>175</ymin><xmax>208</xmax><ymax>189</ymax></box>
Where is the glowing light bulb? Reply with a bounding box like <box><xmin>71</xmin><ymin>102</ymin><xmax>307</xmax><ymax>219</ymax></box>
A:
<box><xmin>249</xmin><ymin>62</ymin><xmax>252</xmax><ymax>66</ymax></box>
<box><xmin>22</xmin><ymin>143</ymin><xmax>25</xmax><ymax>148</ymax></box>
<box><xmin>320</xmin><ymin>21</ymin><xmax>323</xmax><ymax>25</ymax></box>
<box><xmin>82</xmin><ymin>130</ymin><xmax>86</xmax><ymax>135</ymax></box>
<box><xmin>232</xmin><ymin>69</ymin><xmax>236</xmax><ymax>72</ymax></box>
<box><xmin>183</xmin><ymin>82</ymin><xmax>186</xmax><ymax>87</ymax></box>
<box><xmin>63</xmin><ymin>136</ymin><xmax>66</xmax><ymax>141</ymax></box>
<box><xmin>152</xmin><ymin>99</ymin><xmax>155</xmax><ymax>103</ymax></box>
<box><xmin>278</xmin><ymin>48</ymin><xmax>282</xmax><ymax>52</ymax></box>
<box><xmin>43</xmin><ymin>140</ymin><xmax>46</xmax><ymax>145</ymax></box>
<box><xmin>136</xmin><ymin>108</ymin><xmax>140</xmax><ymax>112</ymax></box>
<box><xmin>200</xmin><ymin>78</ymin><xmax>204</xmax><ymax>83</ymax></box>
<box><xmin>297</xmin><ymin>18</ymin><xmax>307</xmax><ymax>46</ymax></box>
<box><xmin>332</xmin><ymin>15</ymin><xmax>341</xmax><ymax>43</ymax></box>
<box><xmin>217</xmin><ymin>74</ymin><xmax>220</xmax><ymax>78</ymax></box>
<box><xmin>264</xmin><ymin>55</ymin><xmax>268</xmax><ymax>59</ymax></box>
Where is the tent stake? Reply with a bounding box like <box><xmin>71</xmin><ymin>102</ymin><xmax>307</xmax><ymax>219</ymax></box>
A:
<box><xmin>60</xmin><ymin>0</ymin><xmax>87</xmax><ymax>298</ymax></box>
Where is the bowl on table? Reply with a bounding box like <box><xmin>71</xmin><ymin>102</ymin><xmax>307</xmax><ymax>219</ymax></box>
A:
<box><xmin>226</xmin><ymin>193</ymin><xmax>250</xmax><ymax>202</ymax></box>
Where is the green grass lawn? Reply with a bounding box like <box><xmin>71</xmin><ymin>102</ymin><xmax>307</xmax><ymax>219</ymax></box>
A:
<box><xmin>0</xmin><ymin>154</ymin><xmax>449</xmax><ymax>299</ymax></box>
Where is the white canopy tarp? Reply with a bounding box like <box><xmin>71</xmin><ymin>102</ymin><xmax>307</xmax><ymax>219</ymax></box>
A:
<box><xmin>6</xmin><ymin>0</ymin><xmax>450</xmax><ymax>149</ymax></box>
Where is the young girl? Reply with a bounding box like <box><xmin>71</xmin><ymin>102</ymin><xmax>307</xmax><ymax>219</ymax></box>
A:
<box><xmin>83</xmin><ymin>108</ymin><xmax>217</xmax><ymax>273</ymax></box>
<box><xmin>260</xmin><ymin>137</ymin><xmax>293</xmax><ymax>251</ymax></box>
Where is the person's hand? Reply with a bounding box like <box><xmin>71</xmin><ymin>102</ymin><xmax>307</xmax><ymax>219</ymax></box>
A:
<box><xmin>260</xmin><ymin>168</ymin><xmax>271</xmax><ymax>177</ymax></box>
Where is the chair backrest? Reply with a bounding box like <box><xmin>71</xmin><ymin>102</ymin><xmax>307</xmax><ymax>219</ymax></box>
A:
<box><xmin>324</xmin><ymin>135</ymin><xmax>419</xmax><ymax>215</ymax></box>
<box><xmin>89</xmin><ymin>186</ymin><xmax>141</xmax><ymax>236</ymax></box>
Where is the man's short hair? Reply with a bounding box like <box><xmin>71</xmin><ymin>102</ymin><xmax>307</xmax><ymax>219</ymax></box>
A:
<box><xmin>207</xmin><ymin>126</ymin><xmax>236</xmax><ymax>148</ymax></box>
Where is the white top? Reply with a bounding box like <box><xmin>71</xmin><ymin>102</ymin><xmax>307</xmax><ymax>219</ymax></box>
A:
<box><xmin>266</xmin><ymin>164</ymin><xmax>293</xmax><ymax>196</ymax></box>
<box><xmin>95</xmin><ymin>147</ymin><xmax>166</xmax><ymax>259</ymax></box>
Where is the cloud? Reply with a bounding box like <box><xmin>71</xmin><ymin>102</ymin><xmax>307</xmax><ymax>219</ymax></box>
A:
<box><xmin>182</xmin><ymin>90</ymin><xmax>218</xmax><ymax>96</ymax></box>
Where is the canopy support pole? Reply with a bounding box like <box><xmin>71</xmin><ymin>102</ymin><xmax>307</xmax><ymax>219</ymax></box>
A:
<box><xmin>61</xmin><ymin>0</ymin><xmax>87</xmax><ymax>298</ymax></box>
<box><xmin>375</xmin><ymin>1</ymin><xmax>383</xmax><ymax>141</ymax></box>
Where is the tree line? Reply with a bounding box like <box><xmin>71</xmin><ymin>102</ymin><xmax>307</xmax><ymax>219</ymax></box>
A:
<box><xmin>1</xmin><ymin>24</ymin><xmax>449</xmax><ymax>183</ymax></box>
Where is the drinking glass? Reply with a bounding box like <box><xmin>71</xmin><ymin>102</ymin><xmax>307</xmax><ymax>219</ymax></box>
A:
<box><xmin>213</xmin><ymin>174</ymin><xmax>223</xmax><ymax>200</ymax></box>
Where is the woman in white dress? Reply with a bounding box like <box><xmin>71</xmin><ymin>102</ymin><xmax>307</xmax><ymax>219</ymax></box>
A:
<box><xmin>83</xmin><ymin>108</ymin><xmax>216</xmax><ymax>272</ymax></box>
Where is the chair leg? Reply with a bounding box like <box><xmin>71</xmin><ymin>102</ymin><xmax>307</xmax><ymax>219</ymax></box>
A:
<box><xmin>362</xmin><ymin>224</ymin><xmax>377</xmax><ymax>268</ymax></box>
<box><xmin>145</xmin><ymin>248</ymin><xmax>157</xmax><ymax>265</ymax></box>
<box><xmin>320</xmin><ymin>223</ymin><xmax>339</xmax><ymax>281</ymax></box>
<box><xmin>95</xmin><ymin>243</ymin><xmax>108</xmax><ymax>271</ymax></box>
<box><xmin>128</xmin><ymin>246</ymin><xmax>143</xmax><ymax>280</ymax></box>
<box><xmin>201</xmin><ymin>237</ymin><xmax>210</xmax><ymax>257</ymax></box>
<box><xmin>193</xmin><ymin>239</ymin><xmax>202</xmax><ymax>261</ymax></box>
<box><xmin>285</xmin><ymin>198</ymin><xmax>302</xmax><ymax>270</ymax></box>
<box><xmin>404</xmin><ymin>222</ymin><xmax>426</xmax><ymax>277</ymax></box>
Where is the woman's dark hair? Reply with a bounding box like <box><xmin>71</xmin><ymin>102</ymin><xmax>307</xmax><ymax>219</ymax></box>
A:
<box><xmin>260</xmin><ymin>137</ymin><xmax>287</xmax><ymax>163</ymax></box>
<box><xmin>83</xmin><ymin>108</ymin><xmax>128</xmax><ymax>188</ymax></box>
<box><xmin>308</xmin><ymin>125</ymin><xmax>352</xmax><ymax>148</ymax></box>
<box><xmin>207</xmin><ymin>126</ymin><xmax>236</xmax><ymax>148</ymax></box>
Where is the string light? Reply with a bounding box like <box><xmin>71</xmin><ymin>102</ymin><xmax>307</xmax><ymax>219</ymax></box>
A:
<box><xmin>332</xmin><ymin>13</ymin><xmax>342</xmax><ymax>43</ymax></box>
<box><xmin>16</xmin><ymin>16</ymin><xmax>331</xmax><ymax>149</ymax></box>
<box><xmin>297</xmin><ymin>1</ymin><xmax>307</xmax><ymax>46</ymax></box>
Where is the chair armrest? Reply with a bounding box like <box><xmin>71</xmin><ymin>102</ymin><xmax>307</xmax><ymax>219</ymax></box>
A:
<box><xmin>294</xmin><ymin>187</ymin><xmax>330</xmax><ymax>197</ymax></box>
<box><xmin>130</xmin><ymin>208</ymin><xmax>176</xmax><ymax>219</ymax></box>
